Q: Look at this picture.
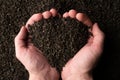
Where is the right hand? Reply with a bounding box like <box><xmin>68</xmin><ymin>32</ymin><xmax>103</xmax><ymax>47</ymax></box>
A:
<box><xmin>62</xmin><ymin>10</ymin><xmax>104</xmax><ymax>80</ymax></box>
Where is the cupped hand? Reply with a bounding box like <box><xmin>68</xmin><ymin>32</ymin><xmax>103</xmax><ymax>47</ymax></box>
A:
<box><xmin>62</xmin><ymin>10</ymin><xmax>104</xmax><ymax>80</ymax></box>
<box><xmin>14</xmin><ymin>9</ymin><xmax>59</xmax><ymax>80</ymax></box>
<box><xmin>15</xmin><ymin>8</ymin><xmax>104</xmax><ymax>80</ymax></box>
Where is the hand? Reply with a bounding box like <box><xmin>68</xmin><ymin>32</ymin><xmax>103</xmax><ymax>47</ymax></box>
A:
<box><xmin>15</xmin><ymin>8</ymin><xmax>104</xmax><ymax>80</ymax></box>
<box><xmin>14</xmin><ymin>9</ymin><xmax>59</xmax><ymax>80</ymax></box>
<box><xmin>62</xmin><ymin>10</ymin><xmax>104</xmax><ymax>80</ymax></box>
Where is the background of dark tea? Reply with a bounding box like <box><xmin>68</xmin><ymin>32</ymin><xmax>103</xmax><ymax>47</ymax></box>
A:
<box><xmin>0</xmin><ymin>0</ymin><xmax>120</xmax><ymax>80</ymax></box>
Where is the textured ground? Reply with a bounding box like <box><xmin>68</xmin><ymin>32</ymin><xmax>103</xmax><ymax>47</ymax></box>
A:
<box><xmin>29</xmin><ymin>17</ymin><xmax>90</xmax><ymax>72</ymax></box>
<box><xmin>0</xmin><ymin>0</ymin><xmax>120</xmax><ymax>80</ymax></box>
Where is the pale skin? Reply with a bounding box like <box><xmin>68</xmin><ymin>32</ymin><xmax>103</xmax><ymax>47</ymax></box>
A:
<box><xmin>14</xmin><ymin>9</ymin><xmax>104</xmax><ymax>80</ymax></box>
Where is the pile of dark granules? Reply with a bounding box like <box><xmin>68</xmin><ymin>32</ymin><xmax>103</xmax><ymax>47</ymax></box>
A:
<box><xmin>29</xmin><ymin>16</ymin><xmax>90</xmax><ymax>72</ymax></box>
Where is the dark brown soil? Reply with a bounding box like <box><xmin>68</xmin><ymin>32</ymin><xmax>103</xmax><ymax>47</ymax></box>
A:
<box><xmin>29</xmin><ymin>17</ymin><xmax>90</xmax><ymax>72</ymax></box>
<box><xmin>0</xmin><ymin>0</ymin><xmax>120</xmax><ymax>80</ymax></box>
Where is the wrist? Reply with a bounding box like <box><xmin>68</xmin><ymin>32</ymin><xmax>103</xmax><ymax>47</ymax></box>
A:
<box><xmin>29</xmin><ymin>67</ymin><xmax>59</xmax><ymax>80</ymax></box>
<box><xmin>29</xmin><ymin>73</ymin><xmax>46</xmax><ymax>80</ymax></box>
<box><xmin>62</xmin><ymin>73</ymin><xmax>93</xmax><ymax>80</ymax></box>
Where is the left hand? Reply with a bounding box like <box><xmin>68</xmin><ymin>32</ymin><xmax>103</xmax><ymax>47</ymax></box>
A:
<box><xmin>14</xmin><ymin>9</ymin><xmax>59</xmax><ymax>80</ymax></box>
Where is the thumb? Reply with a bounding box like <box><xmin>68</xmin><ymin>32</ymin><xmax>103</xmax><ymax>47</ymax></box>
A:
<box><xmin>90</xmin><ymin>23</ymin><xmax>105</xmax><ymax>54</ymax></box>
<box><xmin>92</xmin><ymin>23</ymin><xmax>104</xmax><ymax>48</ymax></box>
<box><xmin>14</xmin><ymin>26</ymin><xmax>28</xmax><ymax>49</ymax></box>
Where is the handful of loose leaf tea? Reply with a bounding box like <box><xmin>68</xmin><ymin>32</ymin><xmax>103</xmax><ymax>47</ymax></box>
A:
<box><xmin>29</xmin><ymin>16</ymin><xmax>90</xmax><ymax>73</ymax></box>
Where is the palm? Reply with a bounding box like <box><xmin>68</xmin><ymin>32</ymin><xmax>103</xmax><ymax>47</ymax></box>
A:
<box><xmin>15</xmin><ymin>9</ymin><xmax>104</xmax><ymax>80</ymax></box>
<box><xmin>62</xmin><ymin>23</ymin><xmax>104</xmax><ymax>80</ymax></box>
<box><xmin>15</xmin><ymin>26</ymin><xmax>59</xmax><ymax>80</ymax></box>
<box><xmin>16</xmin><ymin>45</ymin><xmax>50</xmax><ymax>74</ymax></box>
<box><xmin>65</xmin><ymin>44</ymin><xmax>101</xmax><ymax>74</ymax></box>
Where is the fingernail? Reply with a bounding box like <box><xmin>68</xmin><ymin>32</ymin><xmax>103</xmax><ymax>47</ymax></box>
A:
<box><xmin>94</xmin><ymin>23</ymin><xmax>98</xmax><ymax>26</ymax></box>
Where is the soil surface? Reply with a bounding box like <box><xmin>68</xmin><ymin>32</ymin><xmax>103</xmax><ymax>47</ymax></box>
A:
<box><xmin>29</xmin><ymin>17</ymin><xmax>90</xmax><ymax>72</ymax></box>
<box><xmin>0</xmin><ymin>0</ymin><xmax>120</xmax><ymax>80</ymax></box>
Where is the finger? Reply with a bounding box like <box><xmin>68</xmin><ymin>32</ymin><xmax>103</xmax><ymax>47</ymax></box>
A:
<box><xmin>15</xmin><ymin>26</ymin><xmax>28</xmax><ymax>48</ymax></box>
<box><xmin>26</xmin><ymin>13</ymin><xmax>43</xmax><ymax>28</ymax></box>
<box><xmin>42</xmin><ymin>11</ymin><xmax>52</xmax><ymax>19</ymax></box>
<box><xmin>92</xmin><ymin>23</ymin><xmax>104</xmax><ymax>48</ymax></box>
<box><xmin>68</xmin><ymin>9</ymin><xmax>77</xmax><ymax>18</ymax></box>
<box><xmin>50</xmin><ymin>8</ymin><xmax>57</xmax><ymax>17</ymax></box>
<box><xmin>63</xmin><ymin>12</ymin><xmax>69</xmax><ymax>18</ymax></box>
<box><xmin>76</xmin><ymin>13</ymin><xmax>93</xmax><ymax>27</ymax></box>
